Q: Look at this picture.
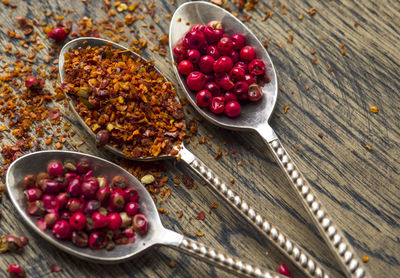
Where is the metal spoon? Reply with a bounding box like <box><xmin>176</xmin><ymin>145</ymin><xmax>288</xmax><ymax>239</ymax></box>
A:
<box><xmin>169</xmin><ymin>2</ymin><xmax>370</xmax><ymax>278</ymax></box>
<box><xmin>6</xmin><ymin>150</ymin><xmax>283</xmax><ymax>278</ymax></box>
<box><xmin>59</xmin><ymin>37</ymin><xmax>331</xmax><ymax>278</ymax></box>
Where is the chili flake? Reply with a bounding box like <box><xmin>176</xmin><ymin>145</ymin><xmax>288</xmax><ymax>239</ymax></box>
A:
<box><xmin>362</xmin><ymin>255</ymin><xmax>369</xmax><ymax>263</ymax></box>
<box><xmin>196</xmin><ymin>232</ymin><xmax>204</xmax><ymax>237</ymax></box>
<box><xmin>63</xmin><ymin>45</ymin><xmax>186</xmax><ymax>158</ymax></box>
<box><xmin>196</xmin><ymin>211</ymin><xmax>206</xmax><ymax>221</ymax></box>
<box><xmin>369</xmin><ymin>106</ymin><xmax>379</xmax><ymax>113</ymax></box>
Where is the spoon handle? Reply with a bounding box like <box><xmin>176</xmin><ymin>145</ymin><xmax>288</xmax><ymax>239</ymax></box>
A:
<box><xmin>180</xmin><ymin>147</ymin><xmax>331</xmax><ymax>278</ymax></box>
<box><xmin>264</xmin><ymin>137</ymin><xmax>370</xmax><ymax>278</ymax></box>
<box><xmin>170</xmin><ymin>236</ymin><xmax>284</xmax><ymax>278</ymax></box>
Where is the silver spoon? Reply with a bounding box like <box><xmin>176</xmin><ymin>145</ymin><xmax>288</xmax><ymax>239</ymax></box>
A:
<box><xmin>59</xmin><ymin>37</ymin><xmax>330</xmax><ymax>278</ymax></box>
<box><xmin>169</xmin><ymin>2</ymin><xmax>370</xmax><ymax>278</ymax></box>
<box><xmin>6</xmin><ymin>150</ymin><xmax>283</xmax><ymax>278</ymax></box>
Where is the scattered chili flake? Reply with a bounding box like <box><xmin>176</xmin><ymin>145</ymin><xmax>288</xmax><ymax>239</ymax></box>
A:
<box><xmin>298</xmin><ymin>14</ymin><xmax>303</xmax><ymax>20</ymax></box>
<box><xmin>369</xmin><ymin>106</ymin><xmax>379</xmax><ymax>113</ymax></box>
<box><xmin>313</xmin><ymin>58</ymin><xmax>318</xmax><ymax>65</ymax></box>
<box><xmin>365</xmin><ymin>145</ymin><xmax>372</xmax><ymax>150</ymax></box>
<box><xmin>196</xmin><ymin>232</ymin><xmax>204</xmax><ymax>237</ymax></box>
<box><xmin>196</xmin><ymin>211</ymin><xmax>206</xmax><ymax>221</ymax></box>
<box><xmin>277</xmin><ymin>42</ymin><xmax>283</xmax><ymax>48</ymax></box>
<box><xmin>249</xmin><ymin>160</ymin><xmax>254</xmax><ymax>165</ymax></box>
<box><xmin>294</xmin><ymin>146</ymin><xmax>299</xmax><ymax>152</ymax></box>
<box><xmin>178</xmin><ymin>210</ymin><xmax>183</xmax><ymax>218</ymax></box>
<box><xmin>362</xmin><ymin>255</ymin><xmax>369</xmax><ymax>263</ymax></box>
<box><xmin>283</xmin><ymin>105</ymin><xmax>290</xmax><ymax>113</ymax></box>
<box><xmin>287</xmin><ymin>34</ymin><xmax>294</xmax><ymax>44</ymax></box>
<box><xmin>211</xmin><ymin>202</ymin><xmax>219</xmax><ymax>209</ymax></box>
<box><xmin>230</xmin><ymin>178</ymin><xmax>235</xmax><ymax>185</ymax></box>
<box><xmin>183</xmin><ymin>229</ymin><xmax>188</xmax><ymax>235</ymax></box>
<box><xmin>305</xmin><ymin>85</ymin><xmax>310</xmax><ymax>90</ymax></box>
<box><xmin>354</xmin><ymin>22</ymin><xmax>359</xmax><ymax>28</ymax></box>
<box><xmin>214</xmin><ymin>149</ymin><xmax>222</xmax><ymax>160</ymax></box>
<box><xmin>63</xmin><ymin>45</ymin><xmax>186</xmax><ymax>158</ymax></box>
<box><xmin>328</xmin><ymin>66</ymin><xmax>334</xmax><ymax>72</ymax></box>
<box><xmin>169</xmin><ymin>260</ymin><xmax>176</xmax><ymax>268</ymax></box>
<box><xmin>182</xmin><ymin>174</ymin><xmax>194</xmax><ymax>189</ymax></box>
<box><xmin>308</xmin><ymin>8</ymin><xmax>316</xmax><ymax>16</ymax></box>
<box><xmin>238</xmin><ymin>161</ymin><xmax>243</xmax><ymax>166</ymax></box>
<box><xmin>341</xmin><ymin>49</ymin><xmax>346</xmax><ymax>56</ymax></box>
<box><xmin>50</xmin><ymin>264</ymin><xmax>62</xmax><ymax>272</ymax></box>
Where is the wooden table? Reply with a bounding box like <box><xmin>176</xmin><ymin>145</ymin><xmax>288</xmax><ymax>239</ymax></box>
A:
<box><xmin>0</xmin><ymin>0</ymin><xmax>399</xmax><ymax>277</ymax></box>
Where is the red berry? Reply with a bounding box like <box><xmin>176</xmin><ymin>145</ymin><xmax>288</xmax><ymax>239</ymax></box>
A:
<box><xmin>234</xmin><ymin>61</ymin><xmax>248</xmax><ymax>73</ymax></box>
<box><xmin>81</xmin><ymin>179</ymin><xmax>99</xmax><ymax>199</ymax></box>
<box><xmin>199</xmin><ymin>55</ymin><xmax>215</xmax><ymax>73</ymax></box>
<box><xmin>109</xmin><ymin>190</ymin><xmax>126</xmax><ymax>212</ymax></box>
<box><xmin>47</xmin><ymin>160</ymin><xmax>64</xmax><ymax>176</ymax></box>
<box><xmin>248</xmin><ymin>59</ymin><xmax>266</xmax><ymax>75</ymax></box>
<box><xmin>187</xmin><ymin>71</ymin><xmax>206</xmax><ymax>91</ymax></box>
<box><xmin>232</xmin><ymin>81</ymin><xmax>249</xmax><ymax>96</ymax></box>
<box><xmin>214</xmin><ymin>56</ymin><xmax>233</xmax><ymax>73</ymax></box>
<box><xmin>49</xmin><ymin>27</ymin><xmax>67</xmax><ymax>41</ymax></box>
<box><xmin>52</xmin><ymin>220</ymin><xmax>72</xmax><ymax>240</ymax></box>
<box><xmin>125</xmin><ymin>202</ymin><xmax>140</xmax><ymax>216</ymax></box>
<box><xmin>230</xmin><ymin>67</ymin><xmax>245</xmax><ymax>81</ymax></box>
<box><xmin>196</xmin><ymin>90</ymin><xmax>212</xmax><ymax>107</ymax></box>
<box><xmin>230</xmin><ymin>34</ymin><xmax>246</xmax><ymax>50</ymax></box>
<box><xmin>278</xmin><ymin>263</ymin><xmax>292</xmax><ymax>277</ymax></box>
<box><xmin>124</xmin><ymin>227</ymin><xmax>135</xmax><ymax>238</ymax></box>
<box><xmin>244</xmin><ymin>74</ymin><xmax>256</xmax><ymax>85</ymax></box>
<box><xmin>217</xmin><ymin>37</ymin><xmax>233</xmax><ymax>56</ymax></box>
<box><xmin>25</xmin><ymin>75</ymin><xmax>41</xmax><ymax>88</ymax></box>
<box><xmin>191</xmin><ymin>23</ymin><xmax>205</xmax><ymax>32</ymax></box>
<box><xmin>89</xmin><ymin>231</ymin><xmax>107</xmax><ymax>250</ymax></box>
<box><xmin>55</xmin><ymin>192</ymin><xmax>68</xmax><ymax>209</ymax></box>
<box><xmin>210</xmin><ymin>97</ymin><xmax>225</xmax><ymax>114</ymax></box>
<box><xmin>107</xmin><ymin>213</ymin><xmax>122</xmax><ymax>230</ymax></box>
<box><xmin>133</xmin><ymin>214</ymin><xmax>148</xmax><ymax>234</ymax></box>
<box><xmin>240</xmin><ymin>46</ymin><xmax>256</xmax><ymax>61</ymax></box>
<box><xmin>67</xmin><ymin>178</ymin><xmax>82</xmax><ymax>197</ymax></box>
<box><xmin>184</xmin><ymin>29</ymin><xmax>207</xmax><ymax>50</ymax></box>
<box><xmin>187</xmin><ymin>49</ymin><xmax>201</xmax><ymax>63</ymax></box>
<box><xmin>203</xmin><ymin>82</ymin><xmax>221</xmax><ymax>97</ymax></box>
<box><xmin>230</xmin><ymin>50</ymin><xmax>240</xmax><ymax>64</ymax></box>
<box><xmin>92</xmin><ymin>212</ymin><xmax>109</xmax><ymax>229</ymax></box>
<box><xmin>84</xmin><ymin>200</ymin><xmax>100</xmax><ymax>215</ymax></box>
<box><xmin>225</xmin><ymin>101</ymin><xmax>241</xmax><ymax>117</ymax></box>
<box><xmin>248</xmin><ymin>84</ymin><xmax>263</xmax><ymax>101</ymax></box>
<box><xmin>25</xmin><ymin>188</ymin><xmax>42</xmax><ymax>202</ymax></box>
<box><xmin>70</xmin><ymin>212</ymin><xmax>87</xmax><ymax>230</ymax></box>
<box><xmin>96</xmin><ymin>187</ymin><xmax>111</xmax><ymax>204</ymax></box>
<box><xmin>178</xmin><ymin>60</ymin><xmax>193</xmax><ymax>75</ymax></box>
<box><xmin>76</xmin><ymin>160</ymin><xmax>91</xmax><ymax>174</ymax></box>
<box><xmin>123</xmin><ymin>188</ymin><xmax>139</xmax><ymax>203</ymax></box>
<box><xmin>44</xmin><ymin>212</ymin><xmax>60</xmax><ymax>228</ymax></box>
<box><xmin>216</xmin><ymin>74</ymin><xmax>234</xmax><ymax>90</ymax></box>
<box><xmin>204</xmin><ymin>24</ymin><xmax>224</xmax><ymax>44</ymax></box>
<box><xmin>224</xmin><ymin>92</ymin><xmax>238</xmax><ymax>104</ymax></box>
<box><xmin>39</xmin><ymin>179</ymin><xmax>60</xmax><ymax>194</ymax></box>
<box><xmin>206</xmin><ymin>45</ymin><xmax>220</xmax><ymax>59</ymax></box>
<box><xmin>7</xmin><ymin>263</ymin><xmax>25</xmax><ymax>278</ymax></box>
<box><xmin>66</xmin><ymin>198</ymin><xmax>82</xmax><ymax>213</ymax></box>
<box><xmin>173</xmin><ymin>44</ymin><xmax>188</xmax><ymax>62</ymax></box>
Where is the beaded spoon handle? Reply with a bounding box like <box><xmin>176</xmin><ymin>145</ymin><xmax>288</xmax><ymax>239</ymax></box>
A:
<box><xmin>180</xmin><ymin>146</ymin><xmax>331</xmax><ymax>278</ymax></box>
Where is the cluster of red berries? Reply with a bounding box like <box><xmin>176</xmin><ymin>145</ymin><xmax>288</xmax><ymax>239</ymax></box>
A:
<box><xmin>174</xmin><ymin>21</ymin><xmax>266</xmax><ymax>117</ymax></box>
<box><xmin>23</xmin><ymin>159</ymin><xmax>147</xmax><ymax>250</ymax></box>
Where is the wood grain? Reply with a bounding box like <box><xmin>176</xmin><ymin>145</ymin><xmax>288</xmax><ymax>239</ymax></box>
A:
<box><xmin>0</xmin><ymin>0</ymin><xmax>399</xmax><ymax>277</ymax></box>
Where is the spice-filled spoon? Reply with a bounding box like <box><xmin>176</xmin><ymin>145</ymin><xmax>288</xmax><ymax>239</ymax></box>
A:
<box><xmin>59</xmin><ymin>37</ymin><xmax>332</xmax><ymax>278</ymax></box>
<box><xmin>169</xmin><ymin>2</ymin><xmax>370</xmax><ymax>278</ymax></box>
<box><xmin>6</xmin><ymin>150</ymin><xmax>283</xmax><ymax>278</ymax></box>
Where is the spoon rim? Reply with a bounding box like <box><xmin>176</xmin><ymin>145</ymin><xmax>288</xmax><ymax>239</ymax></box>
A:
<box><xmin>169</xmin><ymin>1</ymin><xmax>278</xmax><ymax>131</ymax></box>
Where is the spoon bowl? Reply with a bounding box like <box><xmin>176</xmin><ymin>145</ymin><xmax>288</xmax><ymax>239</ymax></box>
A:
<box><xmin>6</xmin><ymin>150</ymin><xmax>173</xmax><ymax>263</ymax></box>
<box><xmin>6</xmin><ymin>150</ymin><xmax>283</xmax><ymax>278</ymax></box>
<box><xmin>169</xmin><ymin>1</ymin><xmax>278</xmax><ymax>132</ymax></box>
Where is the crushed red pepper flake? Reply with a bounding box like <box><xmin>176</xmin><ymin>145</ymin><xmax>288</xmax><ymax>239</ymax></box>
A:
<box><xmin>283</xmin><ymin>105</ymin><xmax>290</xmax><ymax>113</ymax></box>
<box><xmin>369</xmin><ymin>106</ymin><xmax>379</xmax><ymax>113</ymax></box>
<box><xmin>196</xmin><ymin>211</ymin><xmax>206</xmax><ymax>221</ymax></box>
<box><xmin>362</xmin><ymin>255</ymin><xmax>369</xmax><ymax>263</ymax></box>
<box><xmin>63</xmin><ymin>45</ymin><xmax>186</xmax><ymax>158</ymax></box>
<box><xmin>169</xmin><ymin>260</ymin><xmax>176</xmax><ymax>268</ymax></box>
<box><xmin>308</xmin><ymin>8</ymin><xmax>316</xmax><ymax>16</ymax></box>
<box><xmin>365</xmin><ymin>145</ymin><xmax>372</xmax><ymax>150</ymax></box>
<box><xmin>211</xmin><ymin>202</ymin><xmax>219</xmax><ymax>209</ymax></box>
<box><xmin>196</xmin><ymin>232</ymin><xmax>204</xmax><ymax>237</ymax></box>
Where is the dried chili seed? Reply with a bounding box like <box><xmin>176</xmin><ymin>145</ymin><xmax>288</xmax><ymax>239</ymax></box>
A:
<box><xmin>63</xmin><ymin>45</ymin><xmax>186</xmax><ymax>158</ymax></box>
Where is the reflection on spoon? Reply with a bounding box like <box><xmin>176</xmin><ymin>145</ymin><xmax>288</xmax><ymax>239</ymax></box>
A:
<box><xmin>7</xmin><ymin>150</ymin><xmax>282</xmax><ymax>278</ymax></box>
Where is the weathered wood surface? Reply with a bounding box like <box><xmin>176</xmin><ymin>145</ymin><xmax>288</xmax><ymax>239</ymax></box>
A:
<box><xmin>0</xmin><ymin>0</ymin><xmax>399</xmax><ymax>277</ymax></box>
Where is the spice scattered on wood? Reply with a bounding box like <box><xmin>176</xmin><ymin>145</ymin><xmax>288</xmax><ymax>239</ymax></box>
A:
<box><xmin>362</xmin><ymin>255</ymin><xmax>369</xmax><ymax>263</ymax></box>
<box><xmin>283</xmin><ymin>105</ymin><xmax>290</xmax><ymax>113</ymax></box>
<box><xmin>50</xmin><ymin>264</ymin><xmax>62</xmax><ymax>272</ymax></box>
<box><xmin>196</xmin><ymin>211</ymin><xmax>206</xmax><ymax>221</ymax></box>
<box><xmin>365</xmin><ymin>145</ymin><xmax>372</xmax><ymax>150</ymax></box>
<box><xmin>308</xmin><ymin>8</ymin><xmax>316</xmax><ymax>16</ymax></box>
<box><xmin>196</xmin><ymin>232</ymin><xmax>204</xmax><ymax>237</ymax></box>
<box><xmin>369</xmin><ymin>106</ymin><xmax>379</xmax><ymax>113</ymax></box>
<box><xmin>211</xmin><ymin>202</ymin><xmax>219</xmax><ymax>209</ymax></box>
<box><xmin>169</xmin><ymin>260</ymin><xmax>176</xmax><ymax>268</ymax></box>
